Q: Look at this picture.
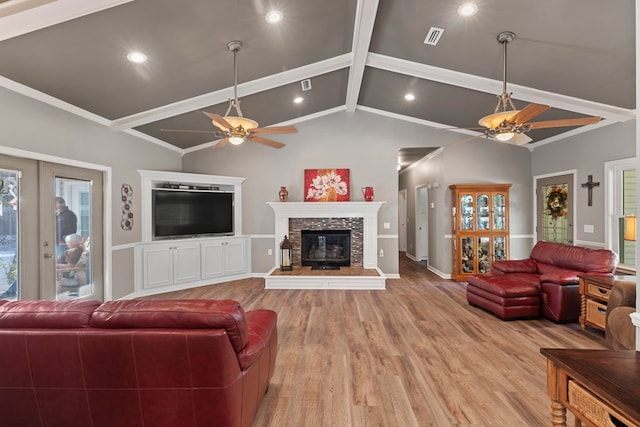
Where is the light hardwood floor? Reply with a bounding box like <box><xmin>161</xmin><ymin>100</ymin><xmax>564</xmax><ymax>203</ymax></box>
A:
<box><xmin>142</xmin><ymin>253</ymin><xmax>607</xmax><ymax>427</ymax></box>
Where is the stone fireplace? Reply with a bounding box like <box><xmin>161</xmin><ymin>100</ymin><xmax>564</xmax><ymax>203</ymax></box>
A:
<box><xmin>266</xmin><ymin>202</ymin><xmax>385</xmax><ymax>290</ymax></box>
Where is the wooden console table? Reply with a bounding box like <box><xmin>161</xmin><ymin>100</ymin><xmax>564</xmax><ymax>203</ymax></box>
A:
<box><xmin>540</xmin><ymin>348</ymin><xmax>640</xmax><ymax>427</ymax></box>
<box><xmin>578</xmin><ymin>275</ymin><xmax>635</xmax><ymax>331</ymax></box>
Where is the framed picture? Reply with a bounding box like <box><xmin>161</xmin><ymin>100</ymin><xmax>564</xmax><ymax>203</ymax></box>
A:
<box><xmin>304</xmin><ymin>169</ymin><xmax>350</xmax><ymax>202</ymax></box>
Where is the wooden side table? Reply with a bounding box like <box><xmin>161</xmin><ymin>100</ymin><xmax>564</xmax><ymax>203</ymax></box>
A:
<box><xmin>578</xmin><ymin>275</ymin><xmax>634</xmax><ymax>331</ymax></box>
<box><xmin>540</xmin><ymin>348</ymin><xmax>640</xmax><ymax>427</ymax></box>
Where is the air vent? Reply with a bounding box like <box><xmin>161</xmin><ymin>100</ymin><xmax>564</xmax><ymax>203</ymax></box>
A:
<box><xmin>424</xmin><ymin>27</ymin><xmax>444</xmax><ymax>46</ymax></box>
<box><xmin>301</xmin><ymin>79</ymin><xmax>312</xmax><ymax>91</ymax></box>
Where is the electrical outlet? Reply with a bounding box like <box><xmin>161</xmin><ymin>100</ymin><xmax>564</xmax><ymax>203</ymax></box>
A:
<box><xmin>268</xmin><ymin>249</ymin><xmax>273</xmax><ymax>255</ymax></box>
<box><xmin>379</xmin><ymin>249</ymin><xmax>384</xmax><ymax>257</ymax></box>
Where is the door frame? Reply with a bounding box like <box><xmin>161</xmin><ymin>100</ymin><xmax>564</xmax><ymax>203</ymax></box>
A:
<box><xmin>415</xmin><ymin>185</ymin><xmax>428</xmax><ymax>262</ymax></box>
<box><xmin>398</xmin><ymin>189</ymin><xmax>407</xmax><ymax>252</ymax></box>
<box><xmin>0</xmin><ymin>145</ymin><xmax>112</xmax><ymax>300</ymax></box>
<box><xmin>533</xmin><ymin>169</ymin><xmax>577</xmax><ymax>245</ymax></box>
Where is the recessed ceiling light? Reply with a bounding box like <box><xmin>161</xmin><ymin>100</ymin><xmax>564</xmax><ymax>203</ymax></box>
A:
<box><xmin>404</xmin><ymin>93</ymin><xmax>415</xmax><ymax>101</ymax></box>
<box><xmin>127</xmin><ymin>51</ymin><xmax>147</xmax><ymax>63</ymax></box>
<box><xmin>265</xmin><ymin>10</ymin><xmax>283</xmax><ymax>24</ymax></box>
<box><xmin>294</xmin><ymin>96</ymin><xmax>304</xmax><ymax>104</ymax></box>
<box><xmin>458</xmin><ymin>3</ymin><xmax>478</xmax><ymax>17</ymax></box>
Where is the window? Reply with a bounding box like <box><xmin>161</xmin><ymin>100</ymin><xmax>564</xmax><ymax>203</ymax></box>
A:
<box><xmin>605</xmin><ymin>158</ymin><xmax>636</xmax><ymax>269</ymax></box>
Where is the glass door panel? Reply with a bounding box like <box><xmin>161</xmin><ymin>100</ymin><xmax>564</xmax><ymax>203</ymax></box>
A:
<box><xmin>477</xmin><ymin>194</ymin><xmax>489</xmax><ymax>230</ymax></box>
<box><xmin>493</xmin><ymin>236</ymin><xmax>506</xmax><ymax>261</ymax></box>
<box><xmin>461</xmin><ymin>236</ymin><xmax>474</xmax><ymax>273</ymax></box>
<box><xmin>493</xmin><ymin>193</ymin><xmax>506</xmax><ymax>230</ymax></box>
<box><xmin>541</xmin><ymin>183</ymin><xmax>569</xmax><ymax>243</ymax></box>
<box><xmin>461</xmin><ymin>194</ymin><xmax>474</xmax><ymax>230</ymax></box>
<box><xmin>0</xmin><ymin>170</ymin><xmax>19</xmax><ymax>299</ymax></box>
<box><xmin>54</xmin><ymin>177</ymin><xmax>92</xmax><ymax>300</ymax></box>
<box><xmin>477</xmin><ymin>236</ymin><xmax>490</xmax><ymax>273</ymax></box>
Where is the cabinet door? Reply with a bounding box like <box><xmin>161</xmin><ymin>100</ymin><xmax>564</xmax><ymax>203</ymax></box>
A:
<box><xmin>477</xmin><ymin>193</ymin><xmax>490</xmax><ymax>231</ymax></box>
<box><xmin>460</xmin><ymin>193</ymin><xmax>474</xmax><ymax>231</ymax></box>
<box><xmin>225</xmin><ymin>238</ymin><xmax>247</xmax><ymax>276</ymax></box>
<box><xmin>493</xmin><ymin>235</ymin><xmax>507</xmax><ymax>262</ymax></box>
<box><xmin>201</xmin><ymin>240</ymin><xmax>225</xmax><ymax>280</ymax></box>
<box><xmin>142</xmin><ymin>244</ymin><xmax>174</xmax><ymax>289</ymax></box>
<box><xmin>492</xmin><ymin>192</ymin><xmax>507</xmax><ymax>231</ymax></box>
<box><xmin>460</xmin><ymin>236</ymin><xmax>475</xmax><ymax>274</ymax></box>
<box><xmin>477</xmin><ymin>236</ymin><xmax>491</xmax><ymax>273</ymax></box>
<box><xmin>173</xmin><ymin>244</ymin><xmax>201</xmax><ymax>284</ymax></box>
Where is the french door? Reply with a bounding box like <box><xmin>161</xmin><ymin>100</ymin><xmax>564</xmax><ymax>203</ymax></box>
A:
<box><xmin>0</xmin><ymin>154</ymin><xmax>103</xmax><ymax>301</ymax></box>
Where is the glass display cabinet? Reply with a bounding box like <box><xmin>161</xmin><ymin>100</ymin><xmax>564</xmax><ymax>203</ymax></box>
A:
<box><xmin>450</xmin><ymin>183</ymin><xmax>511</xmax><ymax>281</ymax></box>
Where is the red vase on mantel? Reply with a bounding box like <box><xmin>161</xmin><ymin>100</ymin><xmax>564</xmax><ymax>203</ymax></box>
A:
<box><xmin>279</xmin><ymin>186</ymin><xmax>289</xmax><ymax>202</ymax></box>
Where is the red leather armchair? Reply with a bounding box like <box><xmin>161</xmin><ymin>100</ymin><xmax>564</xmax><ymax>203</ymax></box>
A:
<box><xmin>0</xmin><ymin>298</ymin><xmax>277</xmax><ymax>427</ymax></box>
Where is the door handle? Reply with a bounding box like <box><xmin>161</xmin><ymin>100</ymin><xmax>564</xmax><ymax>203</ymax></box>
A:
<box><xmin>43</xmin><ymin>253</ymin><xmax>53</xmax><ymax>259</ymax></box>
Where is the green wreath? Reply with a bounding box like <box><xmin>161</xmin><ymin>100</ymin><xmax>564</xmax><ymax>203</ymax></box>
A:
<box><xmin>546</xmin><ymin>186</ymin><xmax>567</xmax><ymax>220</ymax></box>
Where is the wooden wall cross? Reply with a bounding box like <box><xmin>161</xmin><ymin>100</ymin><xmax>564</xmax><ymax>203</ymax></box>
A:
<box><xmin>581</xmin><ymin>174</ymin><xmax>600</xmax><ymax>206</ymax></box>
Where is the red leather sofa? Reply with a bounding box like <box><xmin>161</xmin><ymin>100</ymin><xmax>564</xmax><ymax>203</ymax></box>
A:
<box><xmin>467</xmin><ymin>241</ymin><xmax>618</xmax><ymax>322</ymax></box>
<box><xmin>0</xmin><ymin>298</ymin><xmax>277</xmax><ymax>427</ymax></box>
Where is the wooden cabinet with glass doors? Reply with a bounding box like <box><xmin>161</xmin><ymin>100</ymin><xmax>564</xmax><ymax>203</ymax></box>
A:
<box><xmin>449</xmin><ymin>184</ymin><xmax>511</xmax><ymax>281</ymax></box>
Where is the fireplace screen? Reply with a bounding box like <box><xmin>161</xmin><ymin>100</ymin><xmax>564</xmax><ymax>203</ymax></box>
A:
<box><xmin>301</xmin><ymin>230</ymin><xmax>351</xmax><ymax>267</ymax></box>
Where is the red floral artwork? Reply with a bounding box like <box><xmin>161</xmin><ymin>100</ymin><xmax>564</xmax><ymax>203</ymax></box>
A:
<box><xmin>304</xmin><ymin>169</ymin><xmax>350</xmax><ymax>202</ymax></box>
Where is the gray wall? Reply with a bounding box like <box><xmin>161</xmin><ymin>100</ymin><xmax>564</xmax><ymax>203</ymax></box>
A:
<box><xmin>0</xmin><ymin>87</ymin><xmax>182</xmax><ymax>298</ymax></box>
<box><xmin>399</xmin><ymin>138</ymin><xmax>533</xmax><ymax>276</ymax></box>
<box><xmin>532</xmin><ymin>120</ymin><xmax>636</xmax><ymax>245</ymax></box>
<box><xmin>3</xmin><ymin>82</ymin><xmax>634</xmax><ymax>294</ymax></box>
<box><xmin>182</xmin><ymin>110</ymin><xmax>463</xmax><ymax>275</ymax></box>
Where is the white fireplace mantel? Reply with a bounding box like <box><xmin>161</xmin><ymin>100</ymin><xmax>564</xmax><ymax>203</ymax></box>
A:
<box><xmin>267</xmin><ymin>202</ymin><xmax>385</xmax><ymax>269</ymax></box>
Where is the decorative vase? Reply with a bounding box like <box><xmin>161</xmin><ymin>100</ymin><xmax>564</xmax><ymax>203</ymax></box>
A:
<box><xmin>279</xmin><ymin>186</ymin><xmax>289</xmax><ymax>202</ymax></box>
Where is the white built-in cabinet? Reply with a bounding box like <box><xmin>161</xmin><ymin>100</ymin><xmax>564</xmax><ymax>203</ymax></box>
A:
<box><xmin>136</xmin><ymin>236</ymin><xmax>249</xmax><ymax>293</ymax></box>
<box><xmin>201</xmin><ymin>237</ymin><xmax>248</xmax><ymax>280</ymax></box>
<box><xmin>135</xmin><ymin>170</ymin><xmax>250</xmax><ymax>295</ymax></box>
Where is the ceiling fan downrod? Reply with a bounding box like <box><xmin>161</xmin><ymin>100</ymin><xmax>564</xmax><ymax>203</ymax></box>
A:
<box><xmin>226</xmin><ymin>40</ymin><xmax>244</xmax><ymax>118</ymax></box>
<box><xmin>495</xmin><ymin>31</ymin><xmax>517</xmax><ymax>114</ymax></box>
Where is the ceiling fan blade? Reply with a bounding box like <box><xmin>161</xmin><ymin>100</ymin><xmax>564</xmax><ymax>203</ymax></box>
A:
<box><xmin>251</xmin><ymin>135</ymin><xmax>285</xmax><ymax>149</ymax></box>
<box><xmin>214</xmin><ymin>138</ymin><xmax>230</xmax><ymax>148</ymax></box>
<box><xmin>527</xmin><ymin>116</ymin><xmax>601</xmax><ymax>130</ymax></box>
<box><xmin>447</xmin><ymin>134</ymin><xmax>483</xmax><ymax>147</ymax></box>
<box><xmin>202</xmin><ymin>111</ymin><xmax>233</xmax><ymax>130</ymax></box>
<box><xmin>161</xmin><ymin>128</ymin><xmax>219</xmax><ymax>134</ymax></box>
<box><xmin>510</xmin><ymin>103</ymin><xmax>550</xmax><ymax>125</ymax></box>
<box><xmin>251</xmin><ymin>125</ymin><xmax>298</xmax><ymax>135</ymax></box>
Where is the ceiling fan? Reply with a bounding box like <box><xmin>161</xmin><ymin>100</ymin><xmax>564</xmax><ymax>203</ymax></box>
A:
<box><xmin>459</xmin><ymin>31</ymin><xmax>601</xmax><ymax>145</ymax></box>
<box><xmin>162</xmin><ymin>40</ymin><xmax>297</xmax><ymax>149</ymax></box>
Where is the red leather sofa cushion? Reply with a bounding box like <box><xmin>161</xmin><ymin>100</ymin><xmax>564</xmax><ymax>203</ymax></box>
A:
<box><xmin>0</xmin><ymin>299</ymin><xmax>101</xmax><ymax>328</ymax></box>
<box><xmin>92</xmin><ymin>299</ymin><xmax>250</xmax><ymax>353</ymax></box>
<box><xmin>493</xmin><ymin>258</ymin><xmax>538</xmax><ymax>274</ymax></box>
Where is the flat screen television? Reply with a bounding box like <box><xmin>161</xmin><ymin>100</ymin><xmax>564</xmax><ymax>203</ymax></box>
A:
<box><xmin>152</xmin><ymin>189</ymin><xmax>234</xmax><ymax>240</ymax></box>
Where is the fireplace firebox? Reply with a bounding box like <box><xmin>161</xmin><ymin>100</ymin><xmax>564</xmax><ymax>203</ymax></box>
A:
<box><xmin>301</xmin><ymin>230</ymin><xmax>351</xmax><ymax>268</ymax></box>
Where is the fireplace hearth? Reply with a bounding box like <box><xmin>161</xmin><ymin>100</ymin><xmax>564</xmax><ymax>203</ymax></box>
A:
<box><xmin>301</xmin><ymin>230</ymin><xmax>351</xmax><ymax>268</ymax></box>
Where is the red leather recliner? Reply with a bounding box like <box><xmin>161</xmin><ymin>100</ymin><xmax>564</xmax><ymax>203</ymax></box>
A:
<box><xmin>467</xmin><ymin>241</ymin><xmax>618</xmax><ymax>323</ymax></box>
<box><xmin>0</xmin><ymin>298</ymin><xmax>277</xmax><ymax>427</ymax></box>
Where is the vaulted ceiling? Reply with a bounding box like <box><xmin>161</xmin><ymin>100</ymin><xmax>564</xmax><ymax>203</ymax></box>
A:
<box><xmin>0</xmin><ymin>0</ymin><xmax>635</xmax><ymax>161</ymax></box>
